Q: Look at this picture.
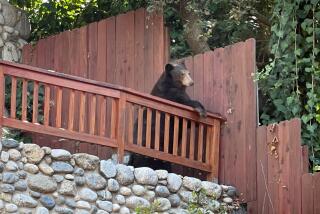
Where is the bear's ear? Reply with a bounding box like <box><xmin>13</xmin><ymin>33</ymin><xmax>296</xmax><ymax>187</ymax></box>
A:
<box><xmin>165</xmin><ymin>63</ymin><xmax>174</xmax><ymax>75</ymax></box>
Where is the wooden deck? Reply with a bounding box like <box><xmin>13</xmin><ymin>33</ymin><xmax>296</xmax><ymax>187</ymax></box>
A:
<box><xmin>0</xmin><ymin>60</ymin><xmax>225</xmax><ymax>179</ymax></box>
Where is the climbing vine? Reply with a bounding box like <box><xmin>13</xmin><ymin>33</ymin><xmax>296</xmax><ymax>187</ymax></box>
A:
<box><xmin>257</xmin><ymin>0</ymin><xmax>320</xmax><ymax>171</ymax></box>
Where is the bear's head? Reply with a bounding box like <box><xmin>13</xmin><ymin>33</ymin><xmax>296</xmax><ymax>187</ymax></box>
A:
<box><xmin>165</xmin><ymin>61</ymin><xmax>194</xmax><ymax>88</ymax></box>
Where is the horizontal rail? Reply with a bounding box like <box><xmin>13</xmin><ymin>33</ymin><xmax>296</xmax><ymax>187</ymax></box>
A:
<box><xmin>0</xmin><ymin>61</ymin><xmax>224</xmax><ymax>179</ymax></box>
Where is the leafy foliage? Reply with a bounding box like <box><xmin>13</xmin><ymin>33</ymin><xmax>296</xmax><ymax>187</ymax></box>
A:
<box><xmin>256</xmin><ymin>0</ymin><xmax>320</xmax><ymax>171</ymax></box>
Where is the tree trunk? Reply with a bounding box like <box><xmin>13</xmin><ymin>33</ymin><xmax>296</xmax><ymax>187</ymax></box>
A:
<box><xmin>175</xmin><ymin>0</ymin><xmax>210</xmax><ymax>54</ymax></box>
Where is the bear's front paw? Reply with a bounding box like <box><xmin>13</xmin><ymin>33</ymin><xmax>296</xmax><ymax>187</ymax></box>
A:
<box><xmin>195</xmin><ymin>107</ymin><xmax>207</xmax><ymax>118</ymax></box>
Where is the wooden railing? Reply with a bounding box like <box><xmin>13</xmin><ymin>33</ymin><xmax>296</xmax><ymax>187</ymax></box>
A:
<box><xmin>0</xmin><ymin>60</ymin><xmax>225</xmax><ymax>179</ymax></box>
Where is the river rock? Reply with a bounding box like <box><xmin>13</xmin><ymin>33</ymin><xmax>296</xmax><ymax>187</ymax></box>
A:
<box><xmin>73</xmin><ymin>153</ymin><xmax>99</xmax><ymax>170</ymax></box>
<box><xmin>134</xmin><ymin>167</ymin><xmax>158</xmax><ymax>185</ymax></box>
<box><xmin>27</xmin><ymin>174</ymin><xmax>57</xmax><ymax>193</ymax></box>
<box><xmin>22</xmin><ymin>144</ymin><xmax>45</xmax><ymax>164</ymax></box>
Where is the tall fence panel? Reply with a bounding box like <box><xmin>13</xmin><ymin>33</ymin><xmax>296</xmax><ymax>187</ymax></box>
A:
<box><xmin>22</xmin><ymin>9</ymin><xmax>257</xmax><ymax>202</ymax></box>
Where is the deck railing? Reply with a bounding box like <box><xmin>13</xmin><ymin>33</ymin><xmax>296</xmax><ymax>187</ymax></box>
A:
<box><xmin>0</xmin><ymin>60</ymin><xmax>225</xmax><ymax>179</ymax></box>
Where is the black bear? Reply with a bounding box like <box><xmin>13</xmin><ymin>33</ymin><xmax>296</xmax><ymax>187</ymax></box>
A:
<box><xmin>129</xmin><ymin>61</ymin><xmax>207</xmax><ymax>170</ymax></box>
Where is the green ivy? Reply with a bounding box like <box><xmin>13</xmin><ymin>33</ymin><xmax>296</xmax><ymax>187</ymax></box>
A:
<box><xmin>256</xmin><ymin>0</ymin><xmax>320</xmax><ymax>171</ymax></box>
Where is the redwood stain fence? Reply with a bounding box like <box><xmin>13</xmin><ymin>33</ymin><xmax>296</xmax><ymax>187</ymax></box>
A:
<box><xmin>22</xmin><ymin>9</ymin><xmax>257</xmax><ymax>202</ymax></box>
<box><xmin>0</xmin><ymin>60</ymin><xmax>225</xmax><ymax>180</ymax></box>
<box><xmin>247</xmin><ymin>119</ymin><xmax>320</xmax><ymax>214</ymax></box>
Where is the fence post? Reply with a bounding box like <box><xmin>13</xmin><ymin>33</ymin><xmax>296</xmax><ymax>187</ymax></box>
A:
<box><xmin>207</xmin><ymin>119</ymin><xmax>221</xmax><ymax>182</ymax></box>
<box><xmin>0</xmin><ymin>66</ymin><xmax>4</xmax><ymax>139</ymax></box>
<box><xmin>116</xmin><ymin>92</ymin><xmax>126</xmax><ymax>164</ymax></box>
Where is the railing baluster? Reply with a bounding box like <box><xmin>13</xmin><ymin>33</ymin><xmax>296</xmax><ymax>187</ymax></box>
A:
<box><xmin>10</xmin><ymin>77</ymin><xmax>17</xmax><ymax>119</ymax></box>
<box><xmin>146</xmin><ymin>108</ymin><xmax>152</xmax><ymax>149</ymax></box>
<box><xmin>21</xmin><ymin>79</ymin><xmax>28</xmax><ymax>121</ymax></box>
<box><xmin>110</xmin><ymin>99</ymin><xmax>117</xmax><ymax>139</ymax></box>
<box><xmin>206</xmin><ymin>126</ymin><xmax>212</xmax><ymax>164</ymax></box>
<box><xmin>55</xmin><ymin>86</ymin><xmax>62</xmax><ymax>127</ymax></box>
<box><xmin>190</xmin><ymin>121</ymin><xmax>196</xmax><ymax>160</ymax></box>
<box><xmin>89</xmin><ymin>94</ymin><xmax>96</xmax><ymax>135</ymax></box>
<box><xmin>79</xmin><ymin>91</ymin><xmax>86</xmax><ymax>132</ymax></box>
<box><xmin>181</xmin><ymin>118</ymin><xmax>187</xmax><ymax>157</ymax></box>
<box><xmin>197</xmin><ymin>124</ymin><xmax>204</xmax><ymax>162</ymax></box>
<box><xmin>127</xmin><ymin>103</ymin><xmax>134</xmax><ymax>144</ymax></box>
<box><xmin>173</xmin><ymin>116</ymin><xmax>179</xmax><ymax>156</ymax></box>
<box><xmin>116</xmin><ymin>92</ymin><xmax>126</xmax><ymax>163</ymax></box>
<box><xmin>0</xmin><ymin>69</ymin><xmax>4</xmax><ymax>137</ymax></box>
<box><xmin>32</xmin><ymin>81</ymin><xmax>39</xmax><ymax>123</ymax></box>
<box><xmin>137</xmin><ymin>106</ymin><xmax>144</xmax><ymax>146</ymax></box>
<box><xmin>208</xmin><ymin>120</ymin><xmax>221</xmax><ymax>180</ymax></box>
<box><xmin>164</xmin><ymin>113</ymin><xmax>170</xmax><ymax>153</ymax></box>
<box><xmin>154</xmin><ymin>110</ymin><xmax>160</xmax><ymax>150</ymax></box>
<box><xmin>43</xmin><ymin>84</ymin><xmax>50</xmax><ymax>126</ymax></box>
<box><xmin>99</xmin><ymin>97</ymin><xmax>106</xmax><ymax>136</ymax></box>
<box><xmin>68</xmin><ymin>89</ymin><xmax>75</xmax><ymax>131</ymax></box>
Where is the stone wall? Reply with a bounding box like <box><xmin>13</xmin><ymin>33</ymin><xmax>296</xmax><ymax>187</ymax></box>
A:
<box><xmin>0</xmin><ymin>0</ymin><xmax>30</xmax><ymax>62</ymax></box>
<box><xmin>0</xmin><ymin>138</ymin><xmax>240</xmax><ymax>214</ymax></box>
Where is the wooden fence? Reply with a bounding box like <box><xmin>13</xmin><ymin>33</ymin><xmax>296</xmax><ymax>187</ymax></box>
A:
<box><xmin>22</xmin><ymin>8</ymin><xmax>257</xmax><ymax>202</ymax></box>
<box><xmin>246</xmin><ymin>119</ymin><xmax>320</xmax><ymax>214</ymax></box>
<box><xmin>0</xmin><ymin>60</ymin><xmax>225</xmax><ymax>179</ymax></box>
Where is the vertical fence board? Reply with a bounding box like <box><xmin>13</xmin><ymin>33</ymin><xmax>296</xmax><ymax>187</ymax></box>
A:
<box><xmin>302</xmin><ymin>174</ymin><xmax>314</xmax><ymax>214</ymax></box>
<box><xmin>144</xmin><ymin>12</ymin><xmax>154</xmax><ymax>92</ymax></box>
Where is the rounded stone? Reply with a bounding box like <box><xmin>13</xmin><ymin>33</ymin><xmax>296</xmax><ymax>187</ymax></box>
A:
<box><xmin>156</xmin><ymin>170</ymin><xmax>168</xmax><ymax>180</ymax></box>
<box><xmin>5</xmin><ymin>203</ymin><xmax>18</xmax><ymax>213</ymax></box>
<box><xmin>201</xmin><ymin>181</ymin><xmax>222</xmax><ymax>198</ymax></box>
<box><xmin>85</xmin><ymin>173</ymin><xmax>107</xmax><ymax>190</ymax></box>
<box><xmin>227</xmin><ymin>186</ymin><xmax>237</xmax><ymax>197</ymax></box>
<box><xmin>167</xmin><ymin>173</ymin><xmax>182</xmax><ymax>193</ymax></box>
<box><xmin>208</xmin><ymin>200</ymin><xmax>220</xmax><ymax>211</ymax></box>
<box><xmin>22</xmin><ymin>144</ymin><xmax>45</xmax><ymax>164</ymax></box>
<box><xmin>179</xmin><ymin>191</ymin><xmax>193</xmax><ymax>203</ymax></box>
<box><xmin>59</xmin><ymin>180</ymin><xmax>76</xmax><ymax>196</ymax></box>
<box><xmin>17</xmin><ymin>170</ymin><xmax>27</xmax><ymax>179</ymax></box>
<box><xmin>0</xmin><ymin>162</ymin><xmax>4</xmax><ymax>172</ymax></box>
<box><xmin>73</xmin><ymin>153</ymin><xmax>100</xmax><ymax>170</ymax></box>
<box><xmin>119</xmin><ymin>207</ymin><xmax>130</xmax><ymax>214</ymax></box>
<box><xmin>168</xmin><ymin>194</ymin><xmax>181</xmax><ymax>207</ymax></box>
<box><xmin>14</xmin><ymin>180</ymin><xmax>27</xmax><ymax>191</ymax></box>
<box><xmin>100</xmin><ymin>159</ymin><xmax>117</xmax><ymax>178</ymax></box>
<box><xmin>155</xmin><ymin>185</ymin><xmax>170</xmax><ymax>197</ymax></box>
<box><xmin>51</xmin><ymin>149</ymin><xmax>72</xmax><ymax>161</ymax></box>
<box><xmin>107</xmin><ymin>178</ymin><xmax>119</xmax><ymax>192</ymax></box>
<box><xmin>183</xmin><ymin>176</ymin><xmax>202</xmax><ymax>191</ymax></box>
<box><xmin>3</xmin><ymin>172</ymin><xmax>18</xmax><ymax>184</ymax></box>
<box><xmin>53</xmin><ymin>175</ymin><xmax>64</xmax><ymax>183</ymax></box>
<box><xmin>12</xmin><ymin>193</ymin><xmax>38</xmax><ymax>208</ymax></box>
<box><xmin>0</xmin><ymin>199</ymin><xmax>3</xmax><ymax>209</ymax></box>
<box><xmin>114</xmin><ymin>194</ymin><xmax>125</xmax><ymax>205</ymax></box>
<box><xmin>51</xmin><ymin>161</ymin><xmax>74</xmax><ymax>173</ymax></box>
<box><xmin>96</xmin><ymin>200</ymin><xmax>113</xmax><ymax>212</ymax></box>
<box><xmin>65</xmin><ymin>198</ymin><xmax>76</xmax><ymax>208</ymax></box>
<box><xmin>39</xmin><ymin>162</ymin><xmax>54</xmax><ymax>176</ymax></box>
<box><xmin>112</xmin><ymin>204</ymin><xmax>121</xmax><ymax>212</ymax></box>
<box><xmin>119</xmin><ymin>186</ymin><xmax>132</xmax><ymax>196</ymax></box>
<box><xmin>0</xmin><ymin>184</ymin><xmax>15</xmax><ymax>193</ymax></box>
<box><xmin>75</xmin><ymin>176</ymin><xmax>86</xmax><ymax>186</ymax></box>
<box><xmin>1</xmin><ymin>138</ymin><xmax>19</xmax><ymax>148</ymax></box>
<box><xmin>132</xmin><ymin>184</ymin><xmax>146</xmax><ymax>196</ymax></box>
<box><xmin>24</xmin><ymin>163</ymin><xmax>39</xmax><ymax>174</ymax></box>
<box><xmin>36</xmin><ymin>207</ymin><xmax>49</xmax><ymax>214</ymax></box>
<box><xmin>5</xmin><ymin>161</ymin><xmax>18</xmax><ymax>171</ymax></box>
<box><xmin>65</xmin><ymin>174</ymin><xmax>74</xmax><ymax>180</ymax></box>
<box><xmin>29</xmin><ymin>191</ymin><xmax>41</xmax><ymax>198</ymax></box>
<box><xmin>144</xmin><ymin>190</ymin><xmax>155</xmax><ymax>201</ymax></box>
<box><xmin>39</xmin><ymin>195</ymin><xmax>55</xmax><ymax>209</ymax></box>
<box><xmin>54</xmin><ymin>206</ymin><xmax>73</xmax><ymax>214</ymax></box>
<box><xmin>223</xmin><ymin>197</ymin><xmax>233</xmax><ymax>203</ymax></box>
<box><xmin>134</xmin><ymin>167</ymin><xmax>158</xmax><ymax>185</ymax></box>
<box><xmin>155</xmin><ymin>198</ymin><xmax>171</xmax><ymax>211</ymax></box>
<box><xmin>116</xmin><ymin>164</ymin><xmax>134</xmax><ymax>185</ymax></box>
<box><xmin>97</xmin><ymin>210</ymin><xmax>109</xmax><ymax>214</ymax></box>
<box><xmin>76</xmin><ymin>200</ymin><xmax>91</xmax><ymax>210</ymax></box>
<box><xmin>73</xmin><ymin>167</ymin><xmax>84</xmax><ymax>176</ymax></box>
<box><xmin>27</xmin><ymin>174</ymin><xmax>57</xmax><ymax>193</ymax></box>
<box><xmin>8</xmin><ymin>149</ymin><xmax>21</xmax><ymax>160</ymax></box>
<box><xmin>55</xmin><ymin>196</ymin><xmax>66</xmax><ymax>206</ymax></box>
<box><xmin>97</xmin><ymin>190</ymin><xmax>112</xmax><ymax>201</ymax></box>
<box><xmin>79</xmin><ymin>188</ymin><xmax>97</xmax><ymax>202</ymax></box>
<box><xmin>1</xmin><ymin>151</ymin><xmax>9</xmax><ymax>162</ymax></box>
<box><xmin>125</xmin><ymin>196</ymin><xmax>150</xmax><ymax>209</ymax></box>
<box><xmin>42</xmin><ymin>147</ymin><xmax>52</xmax><ymax>155</ymax></box>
